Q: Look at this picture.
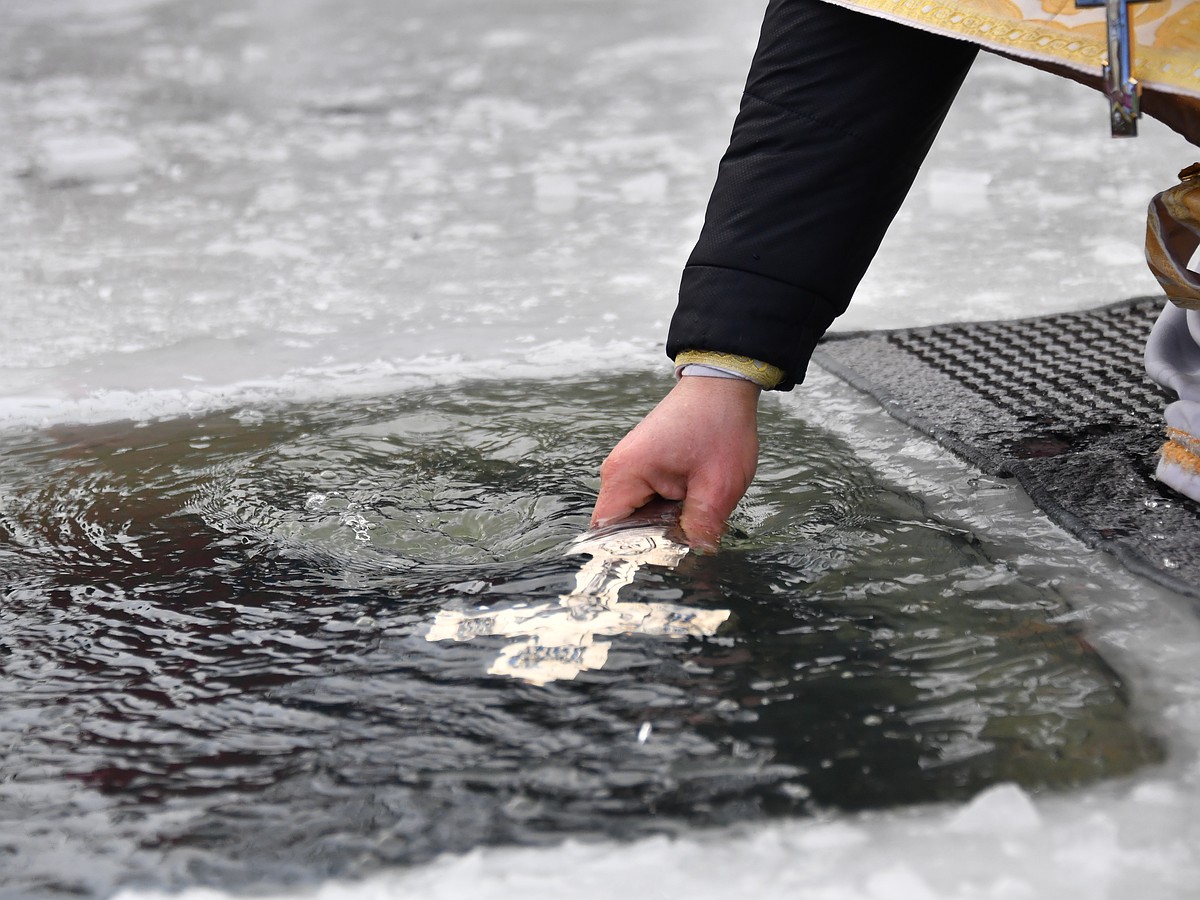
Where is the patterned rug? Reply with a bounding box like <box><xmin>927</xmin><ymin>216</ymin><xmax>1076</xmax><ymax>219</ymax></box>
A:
<box><xmin>813</xmin><ymin>297</ymin><xmax>1200</xmax><ymax>601</ymax></box>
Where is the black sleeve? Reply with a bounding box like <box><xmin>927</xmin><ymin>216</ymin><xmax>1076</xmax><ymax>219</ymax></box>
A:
<box><xmin>667</xmin><ymin>0</ymin><xmax>978</xmax><ymax>389</ymax></box>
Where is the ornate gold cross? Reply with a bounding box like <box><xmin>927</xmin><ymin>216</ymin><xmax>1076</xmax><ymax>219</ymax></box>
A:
<box><xmin>426</xmin><ymin>523</ymin><xmax>730</xmax><ymax>686</ymax></box>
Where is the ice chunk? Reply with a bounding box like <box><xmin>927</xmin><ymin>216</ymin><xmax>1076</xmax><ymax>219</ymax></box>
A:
<box><xmin>925</xmin><ymin>167</ymin><xmax>992</xmax><ymax>214</ymax></box>
<box><xmin>620</xmin><ymin>171</ymin><xmax>668</xmax><ymax>203</ymax></box>
<box><xmin>865</xmin><ymin>865</ymin><xmax>938</xmax><ymax>900</ymax></box>
<box><xmin>794</xmin><ymin>820</ymin><xmax>870</xmax><ymax>851</ymax></box>
<box><xmin>1130</xmin><ymin>780</ymin><xmax>1181</xmax><ymax>806</ymax></box>
<box><xmin>533</xmin><ymin>173</ymin><xmax>578</xmax><ymax>214</ymax></box>
<box><xmin>947</xmin><ymin>783</ymin><xmax>1041</xmax><ymax>835</ymax></box>
<box><xmin>34</xmin><ymin>134</ymin><xmax>142</xmax><ymax>184</ymax></box>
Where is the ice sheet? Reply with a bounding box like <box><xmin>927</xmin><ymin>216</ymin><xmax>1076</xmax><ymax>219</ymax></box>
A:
<box><xmin>4</xmin><ymin>0</ymin><xmax>1200</xmax><ymax>897</ymax></box>
<box><xmin>0</xmin><ymin>0</ymin><xmax>1194</xmax><ymax>427</ymax></box>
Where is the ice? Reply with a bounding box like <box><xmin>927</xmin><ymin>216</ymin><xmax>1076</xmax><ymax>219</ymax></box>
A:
<box><xmin>926</xmin><ymin>167</ymin><xmax>993</xmax><ymax>214</ymax></box>
<box><xmin>619</xmin><ymin>170</ymin><xmax>669</xmax><ymax>204</ymax></box>
<box><xmin>33</xmin><ymin>134</ymin><xmax>142</xmax><ymax>184</ymax></box>
<box><xmin>103</xmin><ymin>773</ymin><xmax>1197</xmax><ymax>899</ymax></box>
<box><xmin>946</xmin><ymin>783</ymin><xmax>1041</xmax><ymax>834</ymax></box>
<box><xmin>1129</xmin><ymin>781</ymin><xmax>1181</xmax><ymax>806</ymax></box>
<box><xmin>864</xmin><ymin>866</ymin><xmax>939</xmax><ymax>900</ymax></box>
<box><xmin>533</xmin><ymin>173</ymin><xmax>579</xmax><ymax>214</ymax></box>
<box><xmin>5</xmin><ymin>0</ymin><xmax>1200</xmax><ymax>896</ymax></box>
<box><xmin>2</xmin><ymin>0</ymin><xmax>1188</xmax><ymax>425</ymax></box>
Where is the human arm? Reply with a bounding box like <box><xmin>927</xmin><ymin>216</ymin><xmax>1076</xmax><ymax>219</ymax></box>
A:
<box><xmin>667</xmin><ymin>0</ymin><xmax>979</xmax><ymax>387</ymax></box>
<box><xmin>593</xmin><ymin>1</ymin><xmax>979</xmax><ymax>545</ymax></box>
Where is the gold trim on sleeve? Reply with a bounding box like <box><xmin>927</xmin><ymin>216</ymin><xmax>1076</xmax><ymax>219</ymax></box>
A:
<box><xmin>674</xmin><ymin>350</ymin><xmax>786</xmax><ymax>389</ymax></box>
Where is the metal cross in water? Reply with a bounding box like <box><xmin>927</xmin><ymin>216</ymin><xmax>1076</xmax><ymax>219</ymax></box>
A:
<box><xmin>425</xmin><ymin>520</ymin><xmax>730</xmax><ymax>686</ymax></box>
<box><xmin>1075</xmin><ymin>0</ymin><xmax>1160</xmax><ymax>137</ymax></box>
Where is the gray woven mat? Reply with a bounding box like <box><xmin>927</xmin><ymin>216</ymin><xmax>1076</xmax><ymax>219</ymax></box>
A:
<box><xmin>812</xmin><ymin>297</ymin><xmax>1200</xmax><ymax>601</ymax></box>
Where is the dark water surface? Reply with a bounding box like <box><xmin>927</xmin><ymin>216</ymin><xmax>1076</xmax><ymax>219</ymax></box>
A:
<box><xmin>0</xmin><ymin>375</ymin><xmax>1161</xmax><ymax>897</ymax></box>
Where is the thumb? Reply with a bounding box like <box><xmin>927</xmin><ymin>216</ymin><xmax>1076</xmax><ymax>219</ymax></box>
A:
<box><xmin>677</xmin><ymin>495</ymin><xmax>728</xmax><ymax>552</ymax></box>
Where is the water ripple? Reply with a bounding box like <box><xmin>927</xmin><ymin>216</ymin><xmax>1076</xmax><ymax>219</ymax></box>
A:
<box><xmin>0</xmin><ymin>375</ymin><xmax>1161</xmax><ymax>897</ymax></box>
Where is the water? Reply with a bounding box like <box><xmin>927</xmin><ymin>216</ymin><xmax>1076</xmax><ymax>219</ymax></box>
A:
<box><xmin>0</xmin><ymin>375</ymin><xmax>1171</xmax><ymax>897</ymax></box>
<box><xmin>4</xmin><ymin>0</ymin><xmax>1200</xmax><ymax>897</ymax></box>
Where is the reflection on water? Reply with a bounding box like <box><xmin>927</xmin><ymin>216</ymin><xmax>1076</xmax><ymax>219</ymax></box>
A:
<box><xmin>0</xmin><ymin>375</ymin><xmax>1162</xmax><ymax>897</ymax></box>
<box><xmin>427</xmin><ymin>506</ymin><xmax>729</xmax><ymax>685</ymax></box>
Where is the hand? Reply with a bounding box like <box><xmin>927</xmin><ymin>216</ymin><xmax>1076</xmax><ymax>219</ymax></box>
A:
<box><xmin>592</xmin><ymin>376</ymin><xmax>760</xmax><ymax>550</ymax></box>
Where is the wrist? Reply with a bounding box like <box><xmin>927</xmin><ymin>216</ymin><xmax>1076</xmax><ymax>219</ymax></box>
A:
<box><xmin>671</xmin><ymin>369</ymin><xmax>761</xmax><ymax>412</ymax></box>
